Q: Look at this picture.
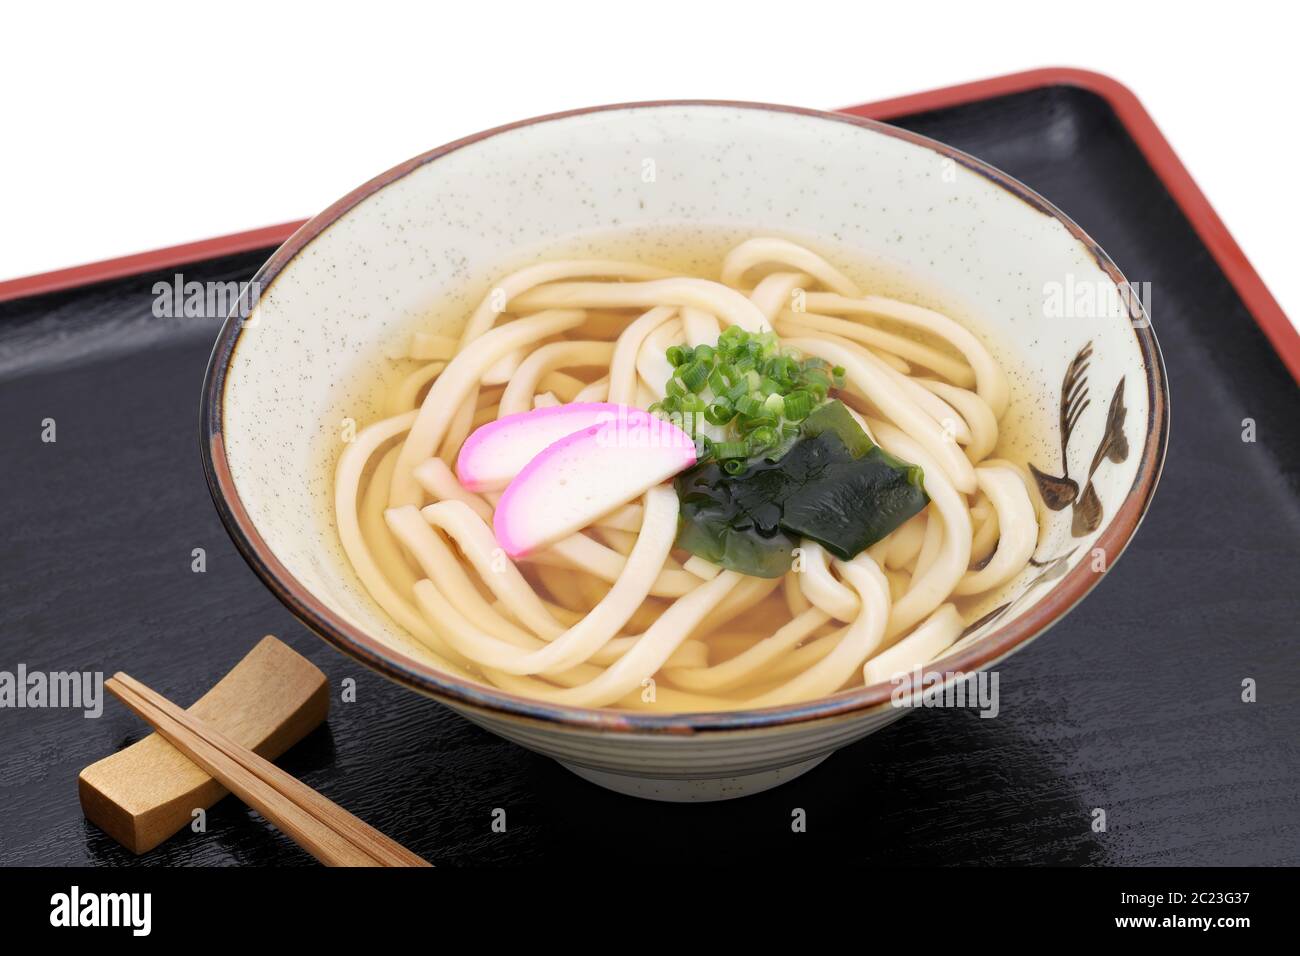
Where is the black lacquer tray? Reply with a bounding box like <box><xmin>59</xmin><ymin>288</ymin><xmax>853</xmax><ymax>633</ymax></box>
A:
<box><xmin>2</xmin><ymin>71</ymin><xmax>1297</xmax><ymax>866</ymax></box>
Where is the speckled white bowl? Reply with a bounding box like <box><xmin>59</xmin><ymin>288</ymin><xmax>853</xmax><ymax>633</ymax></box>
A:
<box><xmin>202</xmin><ymin>102</ymin><xmax>1167</xmax><ymax>801</ymax></box>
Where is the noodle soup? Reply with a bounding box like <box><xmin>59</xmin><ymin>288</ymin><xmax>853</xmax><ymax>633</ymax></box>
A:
<box><xmin>208</xmin><ymin>101</ymin><xmax>1164</xmax><ymax>797</ymax></box>
<box><xmin>333</xmin><ymin>232</ymin><xmax>1053</xmax><ymax>711</ymax></box>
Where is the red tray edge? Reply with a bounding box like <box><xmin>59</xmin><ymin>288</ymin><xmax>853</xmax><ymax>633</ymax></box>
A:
<box><xmin>2</xmin><ymin>67</ymin><xmax>1296</xmax><ymax>384</ymax></box>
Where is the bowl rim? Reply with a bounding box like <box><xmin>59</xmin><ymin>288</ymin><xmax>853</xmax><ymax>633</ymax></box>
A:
<box><xmin>200</xmin><ymin>98</ymin><xmax>1169</xmax><ymax>734</ymax></box>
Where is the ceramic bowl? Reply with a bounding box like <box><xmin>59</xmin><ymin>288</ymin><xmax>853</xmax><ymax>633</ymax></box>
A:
<box><xmin>201</xmin><ymin>101</ymin><xmax>1168</xmax><ymax>801</ymax></box>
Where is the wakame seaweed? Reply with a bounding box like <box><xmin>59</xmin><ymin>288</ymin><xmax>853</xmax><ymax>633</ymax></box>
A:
<box><xmin>673</xmin><ymin>401</ymin><xmax>929</xmax><ymax>577</ymax></box>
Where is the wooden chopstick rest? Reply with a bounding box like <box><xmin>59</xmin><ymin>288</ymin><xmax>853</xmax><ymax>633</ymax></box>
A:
<box><xmin>78</xmin><ymin>635</ymin><xmax>329</xmax><ymax>854</ymax></box>
<box><xmin>107</xmin><ymin>672</ymin><xmax>429</xmax><ymax>867</ymax></box>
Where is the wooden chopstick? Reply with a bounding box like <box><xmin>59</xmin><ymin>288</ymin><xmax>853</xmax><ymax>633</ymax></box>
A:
<box><xmin>105</xmin><ymin>672</ymin><xmax>430</xmax><ymax>867</ymax></box>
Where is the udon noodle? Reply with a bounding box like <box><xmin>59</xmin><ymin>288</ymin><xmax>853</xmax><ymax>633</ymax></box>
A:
<box><xmin>335</xmin><ymin>237</ymin><xmax>1040</xmax><ymax>711</ymax></box>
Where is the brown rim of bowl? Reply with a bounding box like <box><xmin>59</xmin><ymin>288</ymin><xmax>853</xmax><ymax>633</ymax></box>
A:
<box><xmin>200</xmin><ymin>99</ymin><xmax>1169</xmax><ymax>735</ymax></box>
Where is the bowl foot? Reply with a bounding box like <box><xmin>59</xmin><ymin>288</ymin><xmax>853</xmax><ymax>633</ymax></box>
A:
<box><xmin>558</xmin><ymin>753</ymin><xmax>831</xmax><ymax>802</ymax></box>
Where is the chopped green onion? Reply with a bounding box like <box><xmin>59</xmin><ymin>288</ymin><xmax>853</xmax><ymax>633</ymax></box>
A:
<box><xmin>722</xmin><ymin>458</ymin><xmax>747</xmax><ymax>475</ymax></box>
<box><xmin>720</xmin><ymin>325</ymin><xmax>747</xmax><ymax>347</ymax></box>
<box><xmin>767</xmin><ymin>355</ymin><xmax>798</xmax><ymax>385</ymax></box>
<box><xmin>680</xmin><ymin>360</ymin><xmax>709</xmax><ymax>393</ymax></box>
<box><xmin>804</xmin><ymin>369</ymin><xmax>830</xmax><ymax>399</ymax></box>
<box><xmin>737</xmin><ymin>412</ymin><xmax>776</xmax><ymax>437</ymax></box>
<box><xmin>656</xmin><ymin>324</ymin><xmax>847</xmax><ymax>461</ymax></box>
<box><xmin>713</xmin><ymin>440</ymin><xmax>749</xmax><ymax>460</ymax></box>
<box><xmin>783</xmin><ymin>389</ymin><xmax>812</xmax><ymax>420</ymax></box>
<box><xmin>724</xmin><ymin>380</ymin><xmax>749</xmax><ymax>403</ymax></box>
<box><xmin>704</xmin><ymin>402</ymin><xmax>735</xmax><ymax>426</ymax></box>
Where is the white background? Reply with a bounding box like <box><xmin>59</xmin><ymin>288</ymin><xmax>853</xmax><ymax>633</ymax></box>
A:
<box><xmin>4</xmin><ymin>1</ymin><xmax>1296</xmax><ymax>332</ymax></box>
